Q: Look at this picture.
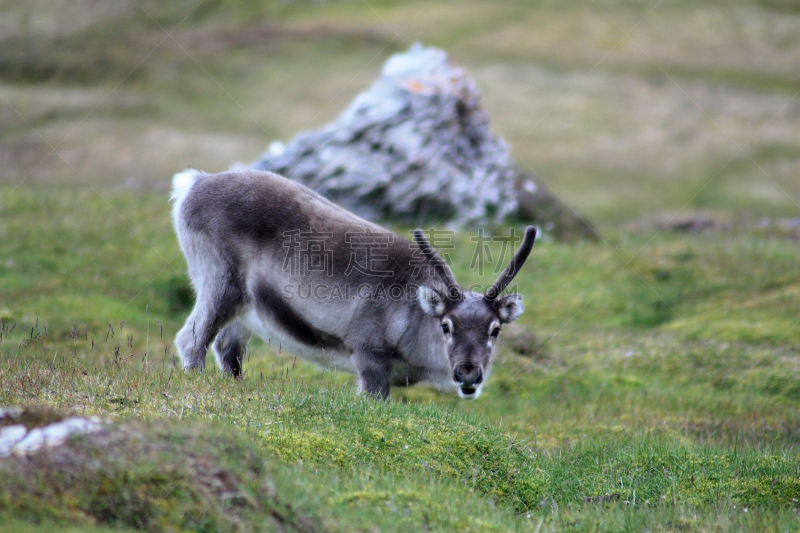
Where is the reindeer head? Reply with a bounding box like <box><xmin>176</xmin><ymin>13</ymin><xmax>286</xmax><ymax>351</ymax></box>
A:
<box><xmin>413</xmin><ymin>226</ymin><xmax>537</xmax><ymax>399</ymax></box>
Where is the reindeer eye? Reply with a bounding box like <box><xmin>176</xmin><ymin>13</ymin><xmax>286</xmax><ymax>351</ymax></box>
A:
<box><xmin>441</xmin><ymin>323</ymin><xmax>450</xmax><ymax>334</ymax></box>
<box><xmin>490</xmin><ymin>327</ymin><xmax>501</xmax><ymax>338</ymax></box>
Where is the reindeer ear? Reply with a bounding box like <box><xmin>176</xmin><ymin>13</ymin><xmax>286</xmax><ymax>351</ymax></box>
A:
<box><xmin>497</xmin><ymin>293</ymin><xmax>524</xmax><ymax>323</ymax></box>
<box><xmin>418</xmin><ymin>286</ymin><xmax>446</xmax><ymax>317</ymax></box>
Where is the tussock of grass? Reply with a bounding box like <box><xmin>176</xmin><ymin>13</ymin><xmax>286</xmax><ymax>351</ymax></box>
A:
<box><xmin>0</xmin><ymin>394</ymin><xmax>539</xmax><ymax>532</ymax></box>
<box><xmin>2</xmin><ymin>350</ymin><xmax>800</xmax><ymax>531</ymax></box>
<box><xmin>255</xmin><ymin>387</ymin><xmax>545</xmax><ymax>512</ymax></box>
<box><xmin>0</xmin><ymin>410</ymin><xmax>325</xmax><ymax>532</ymax></box>
<box><xmin>0</xmin><ymin>357</ymin><xmax>545</xmax><ymax>514</ymax></box>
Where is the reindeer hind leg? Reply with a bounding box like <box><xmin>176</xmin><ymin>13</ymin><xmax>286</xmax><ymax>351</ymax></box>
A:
<box><xmin>175</xmin><ymin>271</ymin><xmax>245</xmax><ymax>373</ymax></box>
<box><xmin>212</xmin><ymin>319</ymin><xmax>251</xmax><ymax>377</ymax></box>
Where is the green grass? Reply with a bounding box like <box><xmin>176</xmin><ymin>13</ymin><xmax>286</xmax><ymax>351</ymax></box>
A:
<box><xmin>1</xmin><ymin>186</ymin><xmax>799</xmax><ymax>531</ymax></box>
<box><xmin>1</xmin><ymin>344</ymin><xmax>799</xmax><ymax>531</ymax></box>
<box><xmin>1</xmin><ymin>0</ymin><xmax>800</xmax><ymax>530</ymax></box>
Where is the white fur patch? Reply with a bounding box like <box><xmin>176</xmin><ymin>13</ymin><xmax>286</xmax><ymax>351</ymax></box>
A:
<box><xmin>418</xmin><ymin>286</ymin><xmax>446</xmax><ymax>317</ymax></box>
<box><xmin>170</xmin><ymin>169</ymin><xmax>202</xmax><ymax>205</ymax></box>
<box><xmin>171</xmin><ymin>169</ymin><xmax>203</xmax><ymax>235</ymax></box>
<box><xmin>498</xmin><ymin>293</ymin><xmax>524</xmax><ymax>323</ymax></box>
<box><xmin>458</xmin><ymin>384</ymin><xmax>482</xmax><ymax>399</ymax></box>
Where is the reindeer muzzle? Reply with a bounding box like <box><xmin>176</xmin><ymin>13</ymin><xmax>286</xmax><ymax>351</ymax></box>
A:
<box><xmin>453</xmin><ymin>364</ymin><xmax>483</xmax><ymax>399</ymax></box>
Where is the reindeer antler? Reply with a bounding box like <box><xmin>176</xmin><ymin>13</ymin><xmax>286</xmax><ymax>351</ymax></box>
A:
<box><xmin>485</xmin><ymin>226</ymin><xmax>537</xmax><ymax>300</ymax></box>
<box><xmin>413</xmin><ymin>229</ymin><xmax>462</xmax><ymax>300</ymax></box>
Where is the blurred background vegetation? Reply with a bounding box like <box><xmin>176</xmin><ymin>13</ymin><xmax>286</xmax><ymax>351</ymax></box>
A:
<box><xmin>2</xmin><ymin>0</ymin><xmax>798</xmax><ymax>223</ymax></box>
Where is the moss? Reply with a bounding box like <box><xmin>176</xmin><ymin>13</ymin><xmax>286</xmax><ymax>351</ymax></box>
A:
<box><xmin>256</xmin><ymin>390</ymin><xmax>547</xmax><ymax>513</ymax></box>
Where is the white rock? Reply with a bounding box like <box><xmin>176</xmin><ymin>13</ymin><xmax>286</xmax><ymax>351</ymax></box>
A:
<box><xmin>249</xmin><ymin>43</ymin><xmax>520</xmax><ymax>227</ymax></box>
<box><xmin>9</xmin><ymin>417</ymin><xmax>102</xmax><ymax>455</ymax></box>
<box><xmin>0</xmin><ymin>425</ymin><xmax>28</xmax><ymax>456</ymax></box>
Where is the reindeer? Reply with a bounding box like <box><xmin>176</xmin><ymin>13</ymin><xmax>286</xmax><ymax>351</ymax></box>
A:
<box><xmin>171</xmin><ymin>169</ymin><xmax>536</xmax><ymax>399</ymax></box>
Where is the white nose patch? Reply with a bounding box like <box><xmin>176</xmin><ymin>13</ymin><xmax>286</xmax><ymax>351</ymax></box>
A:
<box><xmin>457</xmin><ymin>384</ymin><xmax>482</xmax><ymax>400</ymax></box>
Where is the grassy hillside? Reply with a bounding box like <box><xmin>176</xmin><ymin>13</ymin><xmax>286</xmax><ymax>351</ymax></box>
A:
<box><xmin>1</xmin><ymin>187</ymin><xmax>799</xmax><ymax>531</ymax></box>
<box><xmin>1</xmin><ymin>0</ymin><xmax>799</xmax><ymax>531</ymax></box>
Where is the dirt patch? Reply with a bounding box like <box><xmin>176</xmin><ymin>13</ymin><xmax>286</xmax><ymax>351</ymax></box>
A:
<box><xmin>504</xmin><ymin>324</ymin><xmax>561</xmax><ymax>367</ymax></box>
<box><xmin>628</xmin><ymin>212</ymin><xmax>800</xmax><ymax>241</ymax></box>
<box><xmin>0</xmin><ymin>406</ymin><xmax>66</xmax><ymax>429</ymax></box>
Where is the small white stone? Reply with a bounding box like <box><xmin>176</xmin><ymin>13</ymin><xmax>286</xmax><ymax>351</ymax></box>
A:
<box><xmin>12</xmin><ymin>417</ymin><xmax>102</xmax><ymax>454</ymax></box>
<box><xmin>0</xmin><ymin>425</ymin><xmax>28</xmax><ymax>456</ymax></box>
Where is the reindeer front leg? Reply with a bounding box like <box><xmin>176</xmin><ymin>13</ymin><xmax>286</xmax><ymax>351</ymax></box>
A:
<box><xmin>353</xmin><ymin>350</ymin><xmax>393</xmax><ymax>400</ymax></box>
